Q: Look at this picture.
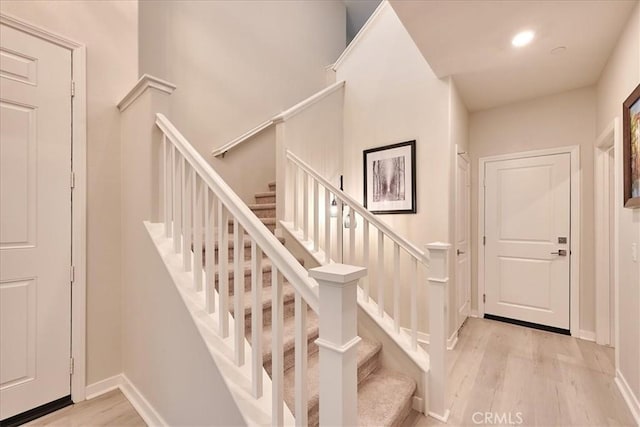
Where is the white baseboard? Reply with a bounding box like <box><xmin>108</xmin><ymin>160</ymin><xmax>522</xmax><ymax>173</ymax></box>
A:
<box><xmin>120</xmin><ymin>374</ymin><xmax>168</xmax><ymax>427</ymax></box>
<box><xmin>85</xmin><ymin>374</ymin><xmax>123</xmax><ymax>400</ymax></box>
<box><xmin>469</xmin><ymin>309</ymin><xmax>479</xmax><ymax>318</ymax></box>
<box><xmin>400</xmin><ymin>328</ymin><xmax>459</xmax><ymax>350</ymax></box>
<box><xmin>615</xmin><ymin>370</ymin><xmax>640</xmax><ymax>426</ymax></box>
<box><xmin>578</xmin><ymin>329</ymin><xmax>597</xmax><ymax>342</ymax></box>
<box><xmin>85</xmin><ymin>373</ymin><xmax>167</xmax><ymax>427</ymax></box>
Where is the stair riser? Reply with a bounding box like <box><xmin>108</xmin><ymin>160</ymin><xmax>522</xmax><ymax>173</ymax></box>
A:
<box><xmin>264</xmin><ymin>335</ymin><xmax>319</xmax><ymax>377</ymax></box>
<box><xmin>250</xmin><ymin>208</ymin><xmax>276</xmax><ymax>219</ymax></box>
<box><xmin>268</xmin><ymin>183</ymin><xmax>276</xmax><ymax>192</ymax></box>
<box><xmin>255</xmin><ymin>195</ymin><xmax>276</xmax><ymax>204</ymax></box>
<box><xmin>214</xmin><ymin>244</ymin><xmax>266</xmax><ymax>262</ymax></box>
<box><xmin>244</xmin><ymin>294</ymin><xmax>295</xmax><ymax>329</ymax></box>
<box><xmin>228</xmin><ymin>221</ymin><xmax>275</xmax><ymax>234</ymax></box>
<box><xmin>215</xmin><ymin>267</ymin><xmax>272</xmax><ymax>295</ymax></box>
<box><xmin>297</xmin><ymin>348</ymin><xmax>381</xmax><ymax>427</ymax></box>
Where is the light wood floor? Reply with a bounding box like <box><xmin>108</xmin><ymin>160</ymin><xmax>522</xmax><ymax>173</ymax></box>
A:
<box><xmin>25</xmin><ymin>318</ymin><xmax>635</xmax><ymax>427</ymax></box>
<box><xmin>412</xmin><ymin>317</ymin><xmax>636</xmax><ymax>426</ymax></box>
<box><xmin>25</xmin><ymin>390</ymin><xmax>145</xmax><ymax>427</ymax></box>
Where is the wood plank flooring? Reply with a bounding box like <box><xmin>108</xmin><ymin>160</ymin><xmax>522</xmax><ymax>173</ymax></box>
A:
<box><xmin>412</xmin><ymin>317</ymin><xmax>636</xmax><ymax>426</ymax></box>
<box><xmin>24</xmin><ymin>317</ymin><xmax>635</xmax><ymax>426</ymax></box>
<box><xmin>24</xmin><ymin>390</ymin><xmax>145</xmax><ymax>427</ymax></box>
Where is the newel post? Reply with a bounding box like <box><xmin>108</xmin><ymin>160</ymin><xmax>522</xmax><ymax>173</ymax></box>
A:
<box><xmin>309</xmin><ymin>264</ymin><xmax>367</xmax><ymax>427</ymax></box>
<box><xmin>426</xmin><ymin>242</ymin><xmax>451</xmax><ymax>422</ymax></box>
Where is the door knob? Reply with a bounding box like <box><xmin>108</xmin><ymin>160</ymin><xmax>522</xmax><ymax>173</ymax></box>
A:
<box><xmin>550</xmin><ymin>249</ymin><xmax>567</xmax><ymax>256</ymax></box>
<box><xmin>457</xmin><ymin>249</ymin><xmax>465</xmax><ymax>255</ymax></box>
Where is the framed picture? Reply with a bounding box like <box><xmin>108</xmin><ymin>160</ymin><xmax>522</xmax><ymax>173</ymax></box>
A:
<box><xmin>363</xmin><ymin>140</ymin><xmax>416</xmax><ymax>214</ymax></box>
<box><xmin>623</xmin><ymin>84</ymin><xmax>640</xmax><ymax>208</ymax></box>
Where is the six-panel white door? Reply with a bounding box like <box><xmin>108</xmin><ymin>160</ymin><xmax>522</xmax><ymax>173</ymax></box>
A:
<box><xmin>484</xmin><ymin>153</ymin><xmax>571</xmax><ymax>330</ymax></box>
<box><xmin>455</xmin><ymin>154</ymin><xmax>471</xmax><ymax>330</ymax></box>
<box><xmin>0</xmin><ymin>24</ymin><xmax>72</xmax><ymax>420</ymax></box>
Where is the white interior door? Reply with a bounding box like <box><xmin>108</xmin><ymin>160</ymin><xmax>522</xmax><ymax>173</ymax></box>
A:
<box><xmin>484</xmin><ymin>153</ymin><xmax>571</xmax><ymax>330</ymax></box>
<box><xmin>0</xmin><ymin>24</ymin><xmax>72</xmax><ymax>420</ymax></box>
<box><xmin>455</xmin><ymin>154</ymin><xmax>470</xmax><ymax>329</ymax></box>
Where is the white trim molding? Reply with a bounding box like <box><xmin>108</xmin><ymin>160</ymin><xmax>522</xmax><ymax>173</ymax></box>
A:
<box><xmin>85</xmin><ymin>374</ymin><xmax>169</xmax><ymax>427</ymax></box>
<box><xmin>400</xmin><ymin>327</ymin><xmax>460</xmax><ymax>351</ymax></box>
<box><xmin>477</xmin><ymin>146</ymin><xmax>581</xmax><ymax>336</ymax></box>
<box><xmin>594</xmin><ymin>118</ymin><xmax>619</xmax><ymax>347</ymax></box>
<box><xmin>615</xmin><ymin>370</ymin><xmax>640</xmax><ymax>426</ymax></box>
<box><xmin>117</xmin><ymin>74</ymin><xmax>176</xmax><ymax>112</ymax></box>
<box><xmin>1</xmin><ymin>12</ymin><xmax>89</xmax><ymax>403</ymax></box>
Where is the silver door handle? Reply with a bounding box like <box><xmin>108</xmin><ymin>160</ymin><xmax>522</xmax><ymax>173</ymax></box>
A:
<box><xmin>551</xmin><ymin>249</ymin><xmax>567</xmax><ymax>256</ymax></box>
<box><xmin>457</xmin><ymin>249</ymin><xmax>465</xmax><ymax>255</ymax></box>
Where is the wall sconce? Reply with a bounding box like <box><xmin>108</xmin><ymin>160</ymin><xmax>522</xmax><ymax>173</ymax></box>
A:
<box><xmin>343</xmin><ymin>208</ymin><xmax>357</xmax><ymax>229</ymax></box>
<box><xmin>330</xmin><ymin>197</ymin><xmax>338</xmax><ymax>218</ymax></box>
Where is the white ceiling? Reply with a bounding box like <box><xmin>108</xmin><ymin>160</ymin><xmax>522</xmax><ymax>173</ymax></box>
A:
<box><xmin>344</xmin><ymin>0</ymin><xmax>382</xmax><ymax>43</ymax></box>
<box><xmin>390</xmin><ymin>0</ymin><xmax>638</xmax><ymax>111</ymax></box>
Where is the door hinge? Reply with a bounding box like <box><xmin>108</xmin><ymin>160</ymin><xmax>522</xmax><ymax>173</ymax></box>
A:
<box><xmin>69</xmin><ymin>357</ymin><xmax>74</xmax><ymax>375</ymax></box>
<box><xmin>483</xmin><ymin>236</ymin><xmax>486</xmax><ymax>246</ymax></box>
<box><xmin>483</xmin><ymin>294</ymin><xmax>486</xmax><ymax>303</ymax></box>
<box><xmin>70</xmin><ymin>265</ymin><xmax>75</xmax><ymax>283</ymax></box>
<box><xmin>71</xmin><ymin>81</ymin><xmax>75</xmax><ymax>98</ymax></box>
<box><xmin>70</xmin><ymin>171</ymin><xmax>75</xmax><ymax>189</ymax></box>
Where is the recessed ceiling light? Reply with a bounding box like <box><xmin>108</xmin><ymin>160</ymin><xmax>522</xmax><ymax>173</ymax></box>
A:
<box><xmin>512</xmin><ymin>30</ymin><xmax>535</xmax><ymax>47</ymax></box>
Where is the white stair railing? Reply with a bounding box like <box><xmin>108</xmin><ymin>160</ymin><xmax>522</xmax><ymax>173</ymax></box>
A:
<box><xmin>284</xmin><ymin>149</ymin><xmax>450</xmax><ymax>421</ymax></box>
<box><xmin>156</xmin><ymin>113</ymin><xmax>365</xmax><ymax>425</ymax></box>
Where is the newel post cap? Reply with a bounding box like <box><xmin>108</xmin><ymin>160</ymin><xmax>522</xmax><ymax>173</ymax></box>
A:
<box><xmin>425</xmin><ymin>242</ymin><xmax>451</xmax><ymax>251</ymax></box>
<box><xmin>309</xmin><ymin>264</ymin><xmax>367</xmax><ymax>285</ymax></box>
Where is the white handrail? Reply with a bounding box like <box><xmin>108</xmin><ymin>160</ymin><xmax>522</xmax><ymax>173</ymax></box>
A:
<box><xmin>211</xmin><ymin>119</ymin><xmax>274</xmax><ymax>158</ymax></box>
<box><xmin>286</xmin><ymin>149</ymin><xmax>428</xmax><ymax>265</ymax></box>
<box><xmin>211</xmin><ymin>81</ymin><xmax>345</xmax><ymax>158</ymax></box>
<box><xmin>157</xmin><ymin>113</ymin><xmax>320</xmax><ymax>312</ymax></box>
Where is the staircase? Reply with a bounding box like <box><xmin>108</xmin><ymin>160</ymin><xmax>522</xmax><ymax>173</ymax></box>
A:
<box><xmin>216</xmin><ymin>180</ymin><xmax>418</xmax><ymax>426</ymax></box>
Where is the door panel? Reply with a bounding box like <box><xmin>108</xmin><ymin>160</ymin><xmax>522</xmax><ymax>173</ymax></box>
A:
<box><xmin>484</xmin><ymin>154</ymin><xmax>570</xmax><ymax>329</ymax></box>
<box><xmin>455</xmin><ymin>154</ymin><xmax>470</xmax><ymax>329</ymax></box>
<box><xmin>0</xmin><ymin>24</ymin><xmax>72</xmax><ymax>420</ymax></box>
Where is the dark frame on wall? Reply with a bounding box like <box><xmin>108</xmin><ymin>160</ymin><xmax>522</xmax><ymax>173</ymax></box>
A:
<box><xmin>623</xmin><ymin>83</ymin><xmax>640</xmax><ymax>208</ymax></box>
<box><xmin>363</xmin><ymin>140</ymin><xmax>417</xmax><ymax>214</ymax></box>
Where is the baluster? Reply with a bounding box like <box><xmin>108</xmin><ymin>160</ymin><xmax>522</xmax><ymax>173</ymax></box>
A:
<box><xmin>163</xmin><ymin>135</ymin><xmax>171</xmax><ymax>237</ymax></box>
<box><xmin>377</xmin><ymin>230</ymin><xmax>384</xmax><ymax>317</ymax></box>
<box><xmin>272</xmin><ymin>267</ymin><xmax>284</xmax><ymax>425</ymax></box>
<box><xmin>251</xmin><ymin>241</ymin><xmax>263</xmax><ymax>398</ymax></box>
<box><xmin>218</xmin><ymin>201</ymin><xmax>229</xmax><ymax>337</ymax></box>
<box><xmin>411</xmin><ymin>257</ymin><xmax>418</xmax><ymax>351</ymax></box>
<box><xmin>349</xmin><ymin>209</ymin><xmax>356</xmax><ymax>264</ymax></box>
<box><xmin>294</xmin><ymin>294</ymin><xmax>308</xmax><ymax>426</ymax></box>
<box><xmin>193</xmin><ymin>174</ymin><xmax>203</xmax><ymax>291</ymax></box>
<box><xmin>324</xmin><ymin>188</ymin><xmax>331</xmax><ymax>263</ymax></box>
<box><xmin>172</xmin><ymin>148</ymin><xmax>182</xmax><ymax>253</ymax></box>
<box><xmin>303</xmin><ymin>173</ymin><xmax>309</xmax><ymax>241</ymax></box>
<box><xmin>205</xmin><ymin>188</ymin><xmax>215</xmax><ymax>313</ymax></box>
<box><xmin>393</xmin><ymin>244</ymin><xmax>400</xmax><ymax>333</ymax></box>
<box><xmin>182</xmin><ymin>161</ymin><xmax>192</xmax><ymax>271</ymax></box>
<box><xmin>336</xmin><ymin>198</ymin><xmax>343</xmax><ymax>263</ymax></box>
<box><xmin>313</xmin><ymin>180</ymin><xmax>319</xmax><ymax>252</ymax></box>
<box><xmin>293</xmin><ymin>166</ymin><xmax>299</xmax><ymax>231</ymax></box>
<box><xmin>234</xmin><ymin>219</ymin><xmax>245</xmax><ymax>366</ymax></box>
<box><xmin>363</xmin><ymin>220</ymin><xmax>370</xmax><ymax>301</ymax></box>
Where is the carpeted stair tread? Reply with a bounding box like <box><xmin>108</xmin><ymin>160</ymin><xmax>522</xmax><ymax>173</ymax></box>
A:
<box><xmin>229</xmin><ymin>282</ymin><xmax>296</xmax><ymax>317</ymax></box>
<box><xmin>248</xmin><ymin>304</ymin><xmax>319</xmax><ymax>364</ymax></box>
<box><xmin>248</xmin><ymin>202</ymin><xmax>276</xmax><ymax>210</ymax></box>
<box><xmin>254</xmin><ymin>191</ymin><xmax>276</xmax><ymax>204</ymax></box>
<box><xmin>357</xmin><ymin>368</ymin><xmax>417</xmax><ymax>427</ymax></box>
<box><xmin>282</xmin><ymin>339</ymin><xmax>382</xmax><ymax>422</ymax></box>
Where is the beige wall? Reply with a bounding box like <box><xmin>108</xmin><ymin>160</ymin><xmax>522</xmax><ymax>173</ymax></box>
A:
<box><xmin>336</xmin><ymin>3</ymin><xmax>453</xmax><ymax>335</ymax></box>
<box><xmin>597</xmin><ymin>2</ymin><xmax>640</xmax><ymax>409</ymax></box>
<box><xmin>469</xmin><ymin>87</ymin><xmax>597</xmax><ymax>333</ymax></box>
<box><xmin>0</xmin><ymin>0</ymin><xmax>138</xmax><ymax>385</ymax></box>
<box><xmin>138</xmin><ymin>0</ymin><xmax>346</xmax><ymax>202</ymax></box>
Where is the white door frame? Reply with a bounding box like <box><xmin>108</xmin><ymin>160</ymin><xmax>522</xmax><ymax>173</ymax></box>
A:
<box><xmin>477</xmin><ymin>146</ymin><xmax>581</xmax><ymax>337</ymax></box>
<box><xmin>594</xmin><ymin>119</ymin><xmax>619</xmax><ymax>346</ymax></box>
<box><xmin>1</xmin><ymin>13</ymin><xmax>87</xmax><ymax>402</ymax></box>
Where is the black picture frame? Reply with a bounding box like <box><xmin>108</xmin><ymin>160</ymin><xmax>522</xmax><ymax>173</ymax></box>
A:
<box><xmin>363</xmin><ymin>140</ymin><xmax>416</xmax><ymax>214</ymax></box>
<box><xmin>623</xmin><ymin>83</ymin><xmax>640</xmax><ymax>208</ymax></box>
